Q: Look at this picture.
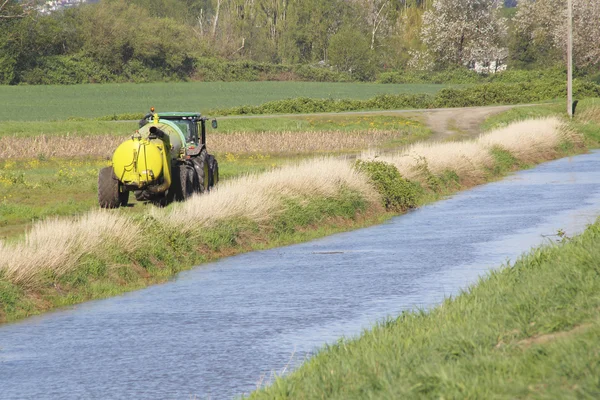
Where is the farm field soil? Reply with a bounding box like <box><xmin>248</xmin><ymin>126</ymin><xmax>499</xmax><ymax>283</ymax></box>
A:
<box><xmin>0</xmin><ymin>82</ymin><xmax>455</xmax><ymax>121</ymax></box>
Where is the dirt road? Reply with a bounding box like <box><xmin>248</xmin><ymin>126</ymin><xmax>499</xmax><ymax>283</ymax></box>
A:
<box><xmin>221</xmin><ymin>104</ymin><xmax>533</xmax><ymax>141</ymax></box>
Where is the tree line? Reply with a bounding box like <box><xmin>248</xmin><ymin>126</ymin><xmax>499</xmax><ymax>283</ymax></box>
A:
<box><xmin>0</xmin><ymin>0</ymin><xmax>598</xmax><ymax>85</ymax></box>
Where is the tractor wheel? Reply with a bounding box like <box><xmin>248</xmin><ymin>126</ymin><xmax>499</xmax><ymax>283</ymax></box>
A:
<box><xmin>98</xmin><ymin>167</ymin><xmax>120</xmax><ymax>209</ymax></box>
<box><xmin>191</xmin><ymin>150</ymin><xmax>209</xmax><ymax>193</ymax></box>
<box><xmin>179</xmin><ymin>164</ymin><xmax>196</xmax><ymax>200</ymax></box>
<box><xmin>207</xmin><ymin>154</ymin><xmax>219</xmax><ymax>189</ymax></box>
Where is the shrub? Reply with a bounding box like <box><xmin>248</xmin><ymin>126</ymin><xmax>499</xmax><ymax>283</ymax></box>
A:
<box><xmin>355</xmin><ymin>160</ymin><xmax>422</xmax><ymax>212</ymax></box>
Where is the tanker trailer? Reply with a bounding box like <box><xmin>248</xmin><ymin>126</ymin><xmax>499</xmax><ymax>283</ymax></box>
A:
<box><xmin>98</xmin><ymin>108</ymin><xmax>219</xmax><ymax>208</ymax></box>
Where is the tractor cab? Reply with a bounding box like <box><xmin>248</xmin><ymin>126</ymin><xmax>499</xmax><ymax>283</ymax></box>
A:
<box><xmin>156</xmin><ymin>112</ymin><xmax>201</xmax><ymax>145</ymax></box>
<box><xmin>139</xmin><ymin>110</ymin><xmax>217</xmax><ymax>148</ymax></box>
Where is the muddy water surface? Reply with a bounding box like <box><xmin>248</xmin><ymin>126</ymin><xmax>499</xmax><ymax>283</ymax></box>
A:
<box><xmin>2</xmin><ymin>152</ymin><xmax>600</xmax><ymax>399</ymax></box>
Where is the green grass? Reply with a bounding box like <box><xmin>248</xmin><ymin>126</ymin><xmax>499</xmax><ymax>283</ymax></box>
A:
<box><xmin>481</xmin><ymin>102</ymin><xmax>565</xmax><ymax>131</ymax></box>
<box><xmin>0</xmin><ymin>120</ymin><xmax>135</xmax><ymax>138</ymax></box>
<box><xmin>249</xmin><ymin>221</ymin><xmax>600</xmax><ymax>399</ymax></box>
<box><xmin>1</xmin><ymin>82</ymin><xmax>452</xmax><ymax>122</ymax></box>
<box><xmin>0</xmin><ymin>155</ymin><xmax>293</xmax><ymax>240</ymax></box>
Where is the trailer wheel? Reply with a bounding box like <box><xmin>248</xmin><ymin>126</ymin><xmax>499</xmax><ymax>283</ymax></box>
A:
<box><xmin>98</xmin><ymin>167</ymin><xmax>120</xmax><ymax>208</ymax></box>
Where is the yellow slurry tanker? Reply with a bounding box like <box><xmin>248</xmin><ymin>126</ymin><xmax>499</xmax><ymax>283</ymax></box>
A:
<box><xmin>98</xmin><ymin>108</ymin><xmax>219</xmax><ymax>208</ymax></box>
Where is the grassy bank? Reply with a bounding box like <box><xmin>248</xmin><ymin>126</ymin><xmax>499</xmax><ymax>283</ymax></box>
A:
<box><xmin>242</xmin><ymin>105</ymin><xmax>600</xmax><ymax>398</ymax></box>
<box><xmin>248</xmin><ymin>217</ymin><xmax>600</xmax><ymax>399</ymax></box>
<box><xmin>0</xmin><ymin>108</ymin><xmax>593</xmax><ymax>323</ymax></box>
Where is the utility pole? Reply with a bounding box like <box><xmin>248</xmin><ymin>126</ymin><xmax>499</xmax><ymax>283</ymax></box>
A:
<box><xmin>567</xmin><ymin>0</ymin><xmax>573</xmax><ymax>118</ymax></box>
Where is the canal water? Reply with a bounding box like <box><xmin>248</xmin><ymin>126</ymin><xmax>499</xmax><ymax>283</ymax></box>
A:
<box><xmin>2</xmin><ymin>152</ymin><xmax>600</xmax><ymax>399</ymax></box>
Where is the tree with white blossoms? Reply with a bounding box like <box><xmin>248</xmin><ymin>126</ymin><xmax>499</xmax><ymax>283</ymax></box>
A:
<box><xmin>514</xmin><ymin>0</ymin><xmax>600</xmax><ymax>69</ymax></box>
<box><xmin>418</xmin><ymin>0</ymin><xmax>507</xmax><ymax>70</ymax></box>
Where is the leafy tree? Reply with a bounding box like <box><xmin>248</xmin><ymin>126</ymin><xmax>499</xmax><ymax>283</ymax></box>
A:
<box><xmin>328</xmin><ymin>27</ymin><xmax>376</xmax><ymax>80</ymax></box>
<box><xmin>76</xmin><ymin>0</ymin><xmax>199</xmax><ymax>75</ymax></box>
<box><xmin>511</xmin><ymin>0</ymin><xmax>600</xmax><ymax>70</ymax></box>
<box><xmin>419</xmin><ymin>0</ymin><xmax>507</xmax><ymax>70</ymax></box>
<box><xmin>280</xmin><ymin>0</ymin><xmax>351</xmax><ymax>63</ymax></box>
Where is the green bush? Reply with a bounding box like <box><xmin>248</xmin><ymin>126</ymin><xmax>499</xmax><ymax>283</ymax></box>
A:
<box><xmin>355</xmin><ymin>160</ymin><xmax>422</xmax><ymax>212</ymax></box>
<box><xmin>377</xmin><ymin>68</ymin><xmax>481</xmax><ymax>84</ymax></box>
<box><xmin>433</xmin><ymin>80</ymin><xmax>600</xmax><ymax>108</ymax></box>
<box><xmin>293</xmin><ymin>64</ymin><xmax>353</xmax><ymax>82</ymax></box>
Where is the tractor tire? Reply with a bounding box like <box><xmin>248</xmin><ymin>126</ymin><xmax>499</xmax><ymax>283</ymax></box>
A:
<box><xmin>168</xmin><ymin>164</ymin><xmax>183</xmax><ymax>202</ymax></box>
<box><xmin>191</xmin><ymin>150</ymin><xmax>209</xmax><ymax>193</ymax></box>
<box><xmin>98</xmin><ymin>167</ymin><xmax>120</xmax><ymax>209</ymax></box>
<box><xmin>179</xmin><ymin>163</ymin><xmax>196</xmax><ymax>201</ymax></box>
<box><xmin>207</xmin><ymin>154</ymin><xmax>219</xmax><ymax>189</ymax></box>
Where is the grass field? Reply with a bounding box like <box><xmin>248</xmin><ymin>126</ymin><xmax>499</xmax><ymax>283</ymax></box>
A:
<box><xmin>0</xmin><ymin>82</ymin><xmax>453</xmax><ymax>121</ymax></box>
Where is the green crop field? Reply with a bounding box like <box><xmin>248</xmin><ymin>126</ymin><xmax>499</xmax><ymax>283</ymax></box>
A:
<box><xmin>1</xmin><ymin>82</ymin><xmax>455</xmax><ymax>122</ymax></box>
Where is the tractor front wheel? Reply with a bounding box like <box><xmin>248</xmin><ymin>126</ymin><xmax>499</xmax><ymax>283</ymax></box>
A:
<box><xmin>98</xmin><ymin>167</ymin><xmax>121</xmax><ymax>208</ymax></box>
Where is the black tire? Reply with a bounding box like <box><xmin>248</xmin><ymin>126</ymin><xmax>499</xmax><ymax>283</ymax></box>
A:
<box><xmin>98</xmin><ymin>167</ymin><xmax>120</xmax><ymax>208</ymax></box>
<box><xmin>207</xmin><ymin>154</ymin><xmax>218</xmax><ymax>189</ymax></box>
<box><xmin>191</xmin><ymin>150</ymin><xmax>208</xmax><ymax>193</ymax></box>
<box><xmin>179</xmin><ymin>163</ymin><xmax>197</xmax><ymax>200</ymax></box>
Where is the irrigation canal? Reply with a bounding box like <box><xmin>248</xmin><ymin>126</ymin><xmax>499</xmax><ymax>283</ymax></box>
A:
<box><xmin>3</xmin><ymin>152</ymin><xmax>600</xmax><ymax>399</ymax></box>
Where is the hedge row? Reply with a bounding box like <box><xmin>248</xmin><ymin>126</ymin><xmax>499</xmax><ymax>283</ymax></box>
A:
<box><xmin>211</xmin><ymin>80</ymin><xmax>600</xmax><ymax>116</ymax></box>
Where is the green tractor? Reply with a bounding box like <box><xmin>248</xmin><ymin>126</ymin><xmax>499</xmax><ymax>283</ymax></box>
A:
<box><xmin>98</xmin><ymin>108</ymin><xmax>219</xmax><ymax>208</ymax></box>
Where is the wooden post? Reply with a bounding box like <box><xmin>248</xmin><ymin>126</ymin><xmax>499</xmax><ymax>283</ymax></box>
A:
<box><xmin>567</xmin><ymin>0</ymin><xmax>573</xmax><ymax>118</ymax></box>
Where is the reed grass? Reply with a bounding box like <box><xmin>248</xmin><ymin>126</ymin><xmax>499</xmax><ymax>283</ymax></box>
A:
<box><xmin>578</xmin><ymin>105</ymin><xmax>600</xmax><ymax>125</ymax></box>
<box><xmin>0</xmin><ymin>129</ymin><xmax>418</xmax><ymax>159</ymax></box>
<box><xmin>153</xmin><ymin>158</ymin><xmax>379</xmax><ymax>233</ymax></box>
<box><xmin>364</xmin><ymin>117</ymin><xmax>577</xmax><ymax>185</ymax></box>
<box><xmin>0</xmin><ymin>211</ymin><xmax>140</xmax><ymax>287</ymax></box>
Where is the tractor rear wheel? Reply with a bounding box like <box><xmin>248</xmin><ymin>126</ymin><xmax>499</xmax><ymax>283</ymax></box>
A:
<box><xmin>98</xmin><ymin>167</ymin><xmax>121</xmax><ymax>208</ymax></box>
<box><xmin>207</xmin><ymin>154</ymin><xmax>219</xmax><ymax>189</ymax></box>
<box><xmin>179</xmin><ymin>164</ymin><xmax>197</xmax><ymax>200</ymax></box>
<box><xmin>191</xmin><ymin>150</ymin><xmax>209</xmax><ymax>193</ymax></box>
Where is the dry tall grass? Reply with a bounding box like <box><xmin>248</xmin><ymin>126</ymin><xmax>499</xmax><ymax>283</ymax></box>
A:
<box><xmin>153</xmin><ymin>157</ymin><xmax>380</xmax><ymax>233</ymax></box>
<box><xmin>0</xmin><ymin>130</ymin><xmax>410</xmax><ymax>159</ymax></box>
<box><xmin>0</xmin><ymin>211</ymin><xmax>140</xmax><ymax>286</ymax></box>
<box><xmin>363</xmin><ymin>117</ymin><xmax>578</xmax><ymax>185</ymax></box>
<box><xmin>209</xmin><ymin>130</ymin><xmax>411</xmax><ymax>154</ymax></box>
<box><xmin>578</xmin><ymin>105</ymin><xmax>600</xmax><ymax>125</ymax></box>
<box><xmin>0</xmin><ymin>135</ymin><xmax>119</xmax><ymax>159</ymax></box>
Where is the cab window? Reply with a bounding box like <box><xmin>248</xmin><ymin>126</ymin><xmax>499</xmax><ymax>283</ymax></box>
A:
<box><xmin>173</xmin><ymin>120</ymin><xmax>197</xmax><ymax>143</ymax></box>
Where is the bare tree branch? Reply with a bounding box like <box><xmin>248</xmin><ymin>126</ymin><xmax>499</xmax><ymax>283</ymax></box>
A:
<box><xmin>0</xmin><ymin>0</ymin><xmax>36</xmax><ymax>19</ymax></box>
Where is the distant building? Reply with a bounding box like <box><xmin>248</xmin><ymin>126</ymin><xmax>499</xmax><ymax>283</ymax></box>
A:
<box><xmin>37</xmin><ymin>0</ymin><xmax>97</xmax><ymax>15</ymax></box>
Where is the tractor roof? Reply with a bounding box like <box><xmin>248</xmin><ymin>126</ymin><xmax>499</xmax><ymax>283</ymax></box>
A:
<box><xmin>157</xmin><ymin>112</ymin><xmax>201</xmax><ymax>119</ymax></box>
